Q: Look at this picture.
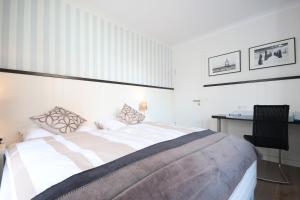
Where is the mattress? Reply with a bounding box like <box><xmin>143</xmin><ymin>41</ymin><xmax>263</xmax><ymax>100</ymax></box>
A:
<box><xmin>0</xmin><ymin>122</ymin><xmax>256</xmax><ymax>200</ymax></box>
<box><xmin>229</xmin><ymin>161</ymin><xmax>257</xmax><ymax>200</ymax></box>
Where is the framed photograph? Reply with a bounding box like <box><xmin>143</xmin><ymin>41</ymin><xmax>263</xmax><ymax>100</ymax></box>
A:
<box><xmin>208</xmin><ymin>50</ymin><xmax>241</xmax><ymax>76</ymax></box>
<box><xmin>249</xmin><ymin>37</ymin><xmax>296</xmax><ymax>70</ymax></box>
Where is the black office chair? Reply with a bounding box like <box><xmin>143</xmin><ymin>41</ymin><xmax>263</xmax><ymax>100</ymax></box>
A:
<box><xmin>244</xmin><ymin>105</ymin><xmax>290</xmax><ymax>184</ymax></box>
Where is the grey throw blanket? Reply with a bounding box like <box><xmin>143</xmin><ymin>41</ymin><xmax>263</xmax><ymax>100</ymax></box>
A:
<box><xmin>33</xmin><ymin>130</ymin><xmax>257</xmax><ymax>200</ymax></box>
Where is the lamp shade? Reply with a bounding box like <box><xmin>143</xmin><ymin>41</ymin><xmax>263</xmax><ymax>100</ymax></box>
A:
<box><xmin>138</xmin><ymin>101</ymin><xmax>148</xmax><ymax>112</ymax></box>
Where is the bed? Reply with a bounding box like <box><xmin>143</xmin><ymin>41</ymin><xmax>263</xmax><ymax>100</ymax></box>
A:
<box><xmin>0</xmin><ymin>122</ymin><xmax>257</xmax><ymax>200</ymax></box>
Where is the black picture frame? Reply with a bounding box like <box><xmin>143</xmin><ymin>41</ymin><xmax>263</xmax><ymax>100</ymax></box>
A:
<box><xmin>249</xmin><ymin>37</ymin><xmax>296</xmax><ymax>71</ymax></box>
<box><xmin>208</xmin><ymin>50</ymin><xmax>241</xmax><ymax>76</ymax></box>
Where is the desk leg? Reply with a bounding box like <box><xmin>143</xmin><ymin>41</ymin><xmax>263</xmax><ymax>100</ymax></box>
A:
<box><xmin>217</xmin><ymin>119</ymin><xmax>221</xmax><ymax>132</ymax></box>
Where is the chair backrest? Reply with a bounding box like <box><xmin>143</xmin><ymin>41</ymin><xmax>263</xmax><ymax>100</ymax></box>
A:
<box><xmin>253</xmin><ymin>105</ymin><xmax>289</xmax><ymax>150</ymax></box>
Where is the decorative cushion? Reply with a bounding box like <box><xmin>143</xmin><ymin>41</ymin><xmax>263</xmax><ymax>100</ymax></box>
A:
<box><xmin>30</xmin><ymin>106</ymin><xmax>86</xmax><ymax>134</ymax></box>
<box><xmin>117</xmin><ymin>104</ymin><xmax>145</xmax><ymax>125</ymax></box>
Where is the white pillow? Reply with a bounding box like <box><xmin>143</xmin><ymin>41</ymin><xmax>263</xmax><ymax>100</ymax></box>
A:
<box><xmin>20</xmin><ymin>124</ymin><xmax>55</xmax><ymax>141</ymax></box>
<box><xmin>95</xmin><ymin>118</ymin><xmax>127</xmax><ymax>131</ymax></box>
<box><xmin>77</xmin><ymin>124</ymin><xmax>97</xmax><ymax>132</ymax></box>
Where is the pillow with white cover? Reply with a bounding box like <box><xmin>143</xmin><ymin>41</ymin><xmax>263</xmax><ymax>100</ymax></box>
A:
<box><xmin>117</xmin><ymin>104</ymin><xmax>145</xmax><ymax>125</ymax></box>
<box><xmin>77</xmin><ymin>124</ymin><xmax>97</xmax><ymax>132</ymax></box>
<box><xmin>19</xmin><ymin>124</ymin><xmax>55</xmax><ymax>141</ymax></box>
<box><xmin>95</xmin><ymin>118</ymin><xmax>127</xmax><ymax>130</ymax></box>
<box><xmin>30</xmin><ymin>106</ymin><xmax>86</xmax><ymax>134</ymax></box>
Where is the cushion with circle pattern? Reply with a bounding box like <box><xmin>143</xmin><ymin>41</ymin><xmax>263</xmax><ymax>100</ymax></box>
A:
<box><xmin>30</xmin><ymin>106</ymin><xmax>86</xmax><ymax>134</ymax></box>
<box><xmin>117</xmin><ymin>104</ymin><xmax>145</xmax><ymax>125</ymax></box>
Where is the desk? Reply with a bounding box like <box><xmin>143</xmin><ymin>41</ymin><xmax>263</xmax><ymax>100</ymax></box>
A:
<box><xmin>212</xmin><ymin>114</ymin><xmax>300</xmax><ymax>132</ymax></box>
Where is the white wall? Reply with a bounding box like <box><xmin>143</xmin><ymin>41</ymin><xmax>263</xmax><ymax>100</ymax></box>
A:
<box><xmin>0</xmin><ymin>0</ymin><xmax>173</xmax><ymax>88</ymax></box>
<box><xmin>173</xmin><ymin>5</ymin><xmax>300</xmax><ymax>167</ymax></box>
<box><xmin>0</xmin><ymin>0</ymin><xmax>175</xmax><ymax>145</ymax></box>
<box><xmin>0</xmin><ymin>72</ymin><xmax>174</xmax><ymax>144</ymax></box>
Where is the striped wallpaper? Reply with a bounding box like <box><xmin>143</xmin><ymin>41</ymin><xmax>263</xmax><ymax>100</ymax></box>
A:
<box><xmin>0</xmin><ymin>0</ymin><xmax>173</xmax><ymax>88</ymax></box>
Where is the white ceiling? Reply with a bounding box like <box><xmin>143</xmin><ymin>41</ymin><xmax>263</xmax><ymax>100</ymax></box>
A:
<box><xmin>71</xmin><ymin>0</ymin><xmax>300</xmax><ymax>45</ymax></box>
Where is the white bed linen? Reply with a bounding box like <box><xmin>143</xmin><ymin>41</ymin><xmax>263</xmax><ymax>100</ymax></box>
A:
<box><xmin>95</xmin><ymin>123</ymin><xmax>201</xmax><ymax>150</ymax></box>
<box><xmin>229</xmin><ymin>161</ymin><xmax>257</xmax><ymax>200</ymax></box>
<box><xmin>0</xmin><ymin>124</ymin><xmax>255</xmax><ymax>200</ymax></box>
<box><xmin>95</xmin><ymin>118</ymin><xmax>127</xmax><ymax>130</ymax></box>
<box><xmin>21</xmin><ymin>124</ymin><xmax>94</xmax><ymax>141</ymax></box>
<box><xmin>20</xmin><ymin>124</ymin><xmax>55</xmax><ymax>141</ymax></box>
<box><xmin>0</xmin><ymin>124</ymin><xmax>202</xmax><ymax>200</ymax></box>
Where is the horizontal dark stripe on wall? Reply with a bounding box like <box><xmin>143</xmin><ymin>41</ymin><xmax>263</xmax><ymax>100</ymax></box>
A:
<box><xmin>0</xmin><ymin>68</ymin><xmax>174</xmax><ymax>90</ymax></box>
<box><xmin>203</xmin><ymin>75</ymin><xmax>300</xmax><ymax>87</ymax></box>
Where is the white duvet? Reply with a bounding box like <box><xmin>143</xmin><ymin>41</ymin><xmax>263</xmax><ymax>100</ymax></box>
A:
<box><xmin>0</xmin><ymin>123</ymin><xmax>203</xmax><ymax>200</ymax></box>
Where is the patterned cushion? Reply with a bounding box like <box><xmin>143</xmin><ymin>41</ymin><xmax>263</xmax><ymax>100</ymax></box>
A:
<box><xmin>30</xmin><ymin>107</ymin><xmax>86</xmax><ymax>134</ymax></box>
<box><xmin>117</xmin><ymin>104</ymin><xmax>145</xmax><ymax>125</ymax></box>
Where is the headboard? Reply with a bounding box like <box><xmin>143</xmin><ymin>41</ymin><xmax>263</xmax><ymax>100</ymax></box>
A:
<box><xmin>0</xmin><ymin>72</ymin><xmax>174</xmax><ymax>144</ymax></box>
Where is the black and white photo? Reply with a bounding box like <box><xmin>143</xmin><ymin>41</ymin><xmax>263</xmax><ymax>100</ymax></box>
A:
<box><xmin>208</xmin><ymin>51</ymin><xmax>241</xmax><ymax>76</ymax></box>
<box><xmin>249</xmin><ymin>38</ymin><xmax>296</xmax><ymax>70</ymax></box>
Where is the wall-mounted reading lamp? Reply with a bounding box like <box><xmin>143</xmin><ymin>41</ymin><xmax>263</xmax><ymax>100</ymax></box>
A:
<box><xmin>138</xmin><ymin>101</ymin><xmax>148</xmax><ymax>113</ymax></box>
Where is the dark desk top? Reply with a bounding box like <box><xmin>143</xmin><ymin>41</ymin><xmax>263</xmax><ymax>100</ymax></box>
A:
<box><xmin>212</xmin><ymin>114</ymin><xmax>300</xmax><ymax>125</ymax></box>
